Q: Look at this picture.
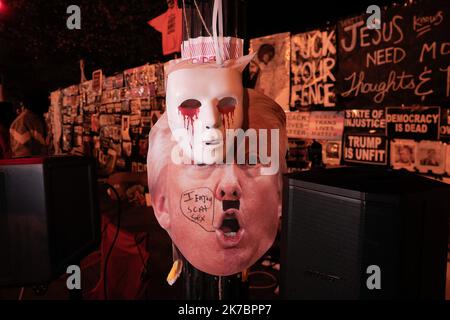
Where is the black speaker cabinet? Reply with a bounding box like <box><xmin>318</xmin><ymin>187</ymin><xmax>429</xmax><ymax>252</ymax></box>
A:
<box><xmin>281</xmin><ymin>167</ymin><xmax>449</xmax><ymax>300</ymax></box>
<box><xmin>0</xmin><ymin>156</ymin><xmax>100</xmax><ymax>286</ymax></box>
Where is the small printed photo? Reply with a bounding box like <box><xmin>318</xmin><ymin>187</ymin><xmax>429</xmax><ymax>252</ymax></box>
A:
<box><xmin>121</xmin><ymin>100</ymin><xmax>130</xmax><ymax>113</ymax></box>
<box><xmin>91</xmin><ymin>114</ymin><xmax>100</xmax><ymax>133</ymax></box>
<box><xmin>322</xmin><ymin>141</ymin><xmax>341</xmax><ymax>166</ymax></box>
<box><xmin>123</xmin><ymin>142</ymin><xmax>132</xmax><ymax>158</ymax></box>
<box><xmin>141</xmin><ymin>98</ymin><xmax>151</xmax><ymax>111</ymax></box>
<box><xmin>390</xmin><ymin>139</ymin><xmax>416</xmax><ymax>171</ymax></box>
<box><xmin>417</xmin><ymin>140</ymin><xmax>445</xmax><ymax>175</ymax></box>
<box><xmin>122</xmin><ymin>116</ymin><xmax>131</xmax><ymax>141</ymax></box>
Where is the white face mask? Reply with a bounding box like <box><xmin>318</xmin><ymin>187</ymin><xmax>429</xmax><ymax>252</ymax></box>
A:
<box><xmin>166</xmin><ymin>55</ymin><xmax>253</xmax><ymax>164</ymax></box>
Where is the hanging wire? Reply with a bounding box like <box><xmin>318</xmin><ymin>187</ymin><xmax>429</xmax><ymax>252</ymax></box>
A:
<box><xmin>181</xmin><ymin>0</ymin><xmax>192</xmax><ymax>57</ymax></box>
<box><xmin>193</xmin><ymin>0</ymin><xmax>213</xmax><ymax>37</ymax></box>
<box><xmin>212</xmin><ymin>0</ymin><xmax>224</xmax><ymax>64</ymax></box>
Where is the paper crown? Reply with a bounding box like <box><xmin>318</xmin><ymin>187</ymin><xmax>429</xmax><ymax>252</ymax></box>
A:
<box><xmin>181</xmin><ymin>36</ymin><xmax>244</xmax><ymax>64</ymax></box>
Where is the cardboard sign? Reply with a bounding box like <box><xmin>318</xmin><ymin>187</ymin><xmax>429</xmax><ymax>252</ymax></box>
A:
<box><xmin>286</xmin><ymin>111</ymin><xmax>344</xmax><ymax>140</ymax></box>
<box><xmin>291</xmin><ymin>27</ymin><xmax>337</xmax><ymax>110</ymax></box>
<box><xmin>286</xmin><ymin>112</ymin><xmax>310</xmax><ymax>138</ymax></box>
<box><xmin>308</xmin><ymin>111</ymin><xmax>344</xmax><ymax>140</ymax></box>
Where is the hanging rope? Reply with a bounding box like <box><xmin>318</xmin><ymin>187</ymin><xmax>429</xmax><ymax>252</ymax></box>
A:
<box><xmin>193</xmin><ymin>0</ymin><xmax>213</xmax><ymax>37</ymax></box>
<box><xmin>212</xmin><ymin>0</ymin><xmax>224</xmax><ymax>65</ymax></box>
<box><xmin>181</xmin><ymin>0</ymin><xmax>192</xmax><ymax>57</ymax></box>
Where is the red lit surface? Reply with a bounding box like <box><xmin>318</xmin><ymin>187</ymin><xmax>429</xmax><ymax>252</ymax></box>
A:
<box><xmin>0</xmin><ymin>157</ymin><xmax>44</xmax><ymax>166</ymax></box>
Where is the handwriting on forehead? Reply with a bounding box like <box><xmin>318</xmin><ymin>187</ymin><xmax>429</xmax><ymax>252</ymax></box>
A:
<box><xmin>180</xmin><ymin>187</ymin><xmax>215</xmax><ymax>232</ymax></box>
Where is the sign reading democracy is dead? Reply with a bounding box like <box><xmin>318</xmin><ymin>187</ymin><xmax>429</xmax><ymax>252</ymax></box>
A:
<box><xmin>344</xmin><ymin>134</ymin><xmax>387</xmax><ymax>165</ymax></box>
<box><xmin>386</xmin><ymin>106</ymin><xmax>440</xmax><ymax>140</ymax></box>
<box><xmin>344</xmin><ymin>108</ymin><xmax>386</xmax><ymax>133</ymax></box>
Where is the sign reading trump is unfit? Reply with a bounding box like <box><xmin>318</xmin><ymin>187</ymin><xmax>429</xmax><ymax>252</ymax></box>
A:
<box><xmin>344</xmin><ymin>134</ymin><xmax>387</xmax><ymax>165</ymax></box>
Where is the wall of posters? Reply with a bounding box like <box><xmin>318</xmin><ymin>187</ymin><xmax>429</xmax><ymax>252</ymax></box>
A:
<box><xmin>249</xmin><ymin>32</ymin><xmax>291</xmax><ymax>110</ymax></box>
<box><xmin>47</xmin><ymin>62</ymin><xmax>165</xmax><ymax>174</ymax></box>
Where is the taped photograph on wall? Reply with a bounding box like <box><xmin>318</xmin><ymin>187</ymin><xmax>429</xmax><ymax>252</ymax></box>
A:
<box><xmin>249</xmin><ymin>32</ymin><xmax>291</xmax><ymax>111</ymax></box>
<box><xmin>416</xmin><ymin>140</ymin><xmax>446</xmax><ymax>175</ymax></box>
<box><xmin>122</xmin><ymin>115</ymin><xmax>131</xmax><ymax>141</ymax></box>
<box><xmin>322</xmin><ymin>140</ymin><xmax>342</xmax><ymax>166</ymax></box>
<box><xmin>390</xmin><ymin>139</ymin><xmax>416</xmax><ymax>171</ymax></box>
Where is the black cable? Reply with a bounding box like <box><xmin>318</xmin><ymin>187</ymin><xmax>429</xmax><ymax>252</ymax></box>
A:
<box><xmin>134</xmin><ymin>233</ymin><xmax>148</xmax><ymax>268</ymax></box>
<box><xmin>134</xmin><ymin>233</ymin><xmax>150</xmax><ymax>281</ymax></box>
<box><xmin>102</xmin><ymin>183</ymin><xmax>122</xmax><ymax>300</ymax></box>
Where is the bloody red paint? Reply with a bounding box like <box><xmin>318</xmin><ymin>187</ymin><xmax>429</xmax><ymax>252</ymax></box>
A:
<box><xmin>217</xmin><ymin>97</ymin><xmax>237</xmax><ymax>128</ymax></box>
<box><xmin>178</xmin><ymin>101</ymin><xmax>200</xmax><ymax>131</ymax></box>
<box><xmin>218</xmin><ymin>104</ymin><xmax>235</xmax><ymax>128</ymax></box>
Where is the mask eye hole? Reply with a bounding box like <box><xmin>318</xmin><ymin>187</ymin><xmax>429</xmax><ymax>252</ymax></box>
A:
<box><xmin>217</xmin><ymin>97</ymin><xmax>237</xmax><ymax>113</ymax></box>
<box><xmin>180</xmin><ymin>99</ymin><xmax>201</xmax><ymax>109</ymax></box>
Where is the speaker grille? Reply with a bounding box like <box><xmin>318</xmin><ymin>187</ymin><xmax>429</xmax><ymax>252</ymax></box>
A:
<box><xmin>283</xmin><ymin>186</ymin><xmax>362</xmax><ymax>299</ymax></box>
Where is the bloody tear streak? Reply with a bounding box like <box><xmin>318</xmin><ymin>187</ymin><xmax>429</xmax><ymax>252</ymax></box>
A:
<box><xmin>178</xmin><ymin>106</ymin><xmax>199</xmax><ymax>132</ymax></box>
<box><xmin>219</xmin><ymin>105</ymin><xmax>235</xmax><ymax>128</ymax></box>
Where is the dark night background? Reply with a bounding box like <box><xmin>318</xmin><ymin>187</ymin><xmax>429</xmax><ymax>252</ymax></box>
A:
<box><xmin>0</xmin><ymin>0</ymin><xmax>397</xmax><ymax>114</ymax></box>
